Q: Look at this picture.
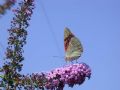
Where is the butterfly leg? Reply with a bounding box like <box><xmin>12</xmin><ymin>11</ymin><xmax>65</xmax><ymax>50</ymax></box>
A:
<box><xmin>71</xmin><ymin>61</ymin><xmax>73</xmax><ymax>64</ymax></box>
<box><xmin>65</xmin><ymin>60</ymin><xmax>68</xmax><ymax>65</ymax></box>
<box><xmin>76</xmin><ymin>60</ymin><xmax>78</xmax><ymax>63</ymax></box>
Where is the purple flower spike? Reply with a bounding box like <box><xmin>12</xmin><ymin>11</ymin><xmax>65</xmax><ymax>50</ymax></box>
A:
<box><xmin>18</xmin><ymin>63</ymin><xmax>91</xmax><ymax>90</ymax></box>
<box><xmin>45</xmin><ymin>63</ymin><xmax>91</xmax><ymax>89</ymax></box>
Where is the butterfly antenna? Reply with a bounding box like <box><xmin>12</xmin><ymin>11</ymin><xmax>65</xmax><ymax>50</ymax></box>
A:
<box><xmin>52</xmin><ymin>56</ymin><xmax>64</xmax><ymax>59</ymax></box>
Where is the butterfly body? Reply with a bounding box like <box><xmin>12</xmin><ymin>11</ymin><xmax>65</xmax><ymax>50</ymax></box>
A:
<box><xmin>64</xmin><ymin>27</ymin><xmax>83</xmax><ymax>62</ymax></box>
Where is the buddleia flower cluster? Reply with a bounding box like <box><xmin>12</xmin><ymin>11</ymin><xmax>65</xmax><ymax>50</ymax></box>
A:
<box><xmin>45</xmin><ymin>63</ymin><xmax>91</xmax><ymax>90</ymax></box>
<box><xmin>15</xmin><ymin>63</ymin><xmax>91</xmax><ymax>90</ymax></box>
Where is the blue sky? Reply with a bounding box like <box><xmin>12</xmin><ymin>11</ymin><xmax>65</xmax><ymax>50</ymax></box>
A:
<box><xmin>0</xmin><ymin>0</ymin><xmax>120</xmax><ymax>90</ymax></box>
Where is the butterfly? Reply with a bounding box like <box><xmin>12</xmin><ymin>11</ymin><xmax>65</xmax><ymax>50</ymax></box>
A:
<box><xmin>64</xmin><ymin>27</ymin><xmax>83</xmax><ymax>62</ymax></box>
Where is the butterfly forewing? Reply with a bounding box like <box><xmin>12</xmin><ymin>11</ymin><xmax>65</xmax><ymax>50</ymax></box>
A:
<box><xmin>64</xmin><ymin>27</ymin><xmax>74</xmax><ymax>51</ymax></box>
<box><xmin>64</xmin><ymin>27</ymin><xmax>83</xmax><ymax>61</ymax></box>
